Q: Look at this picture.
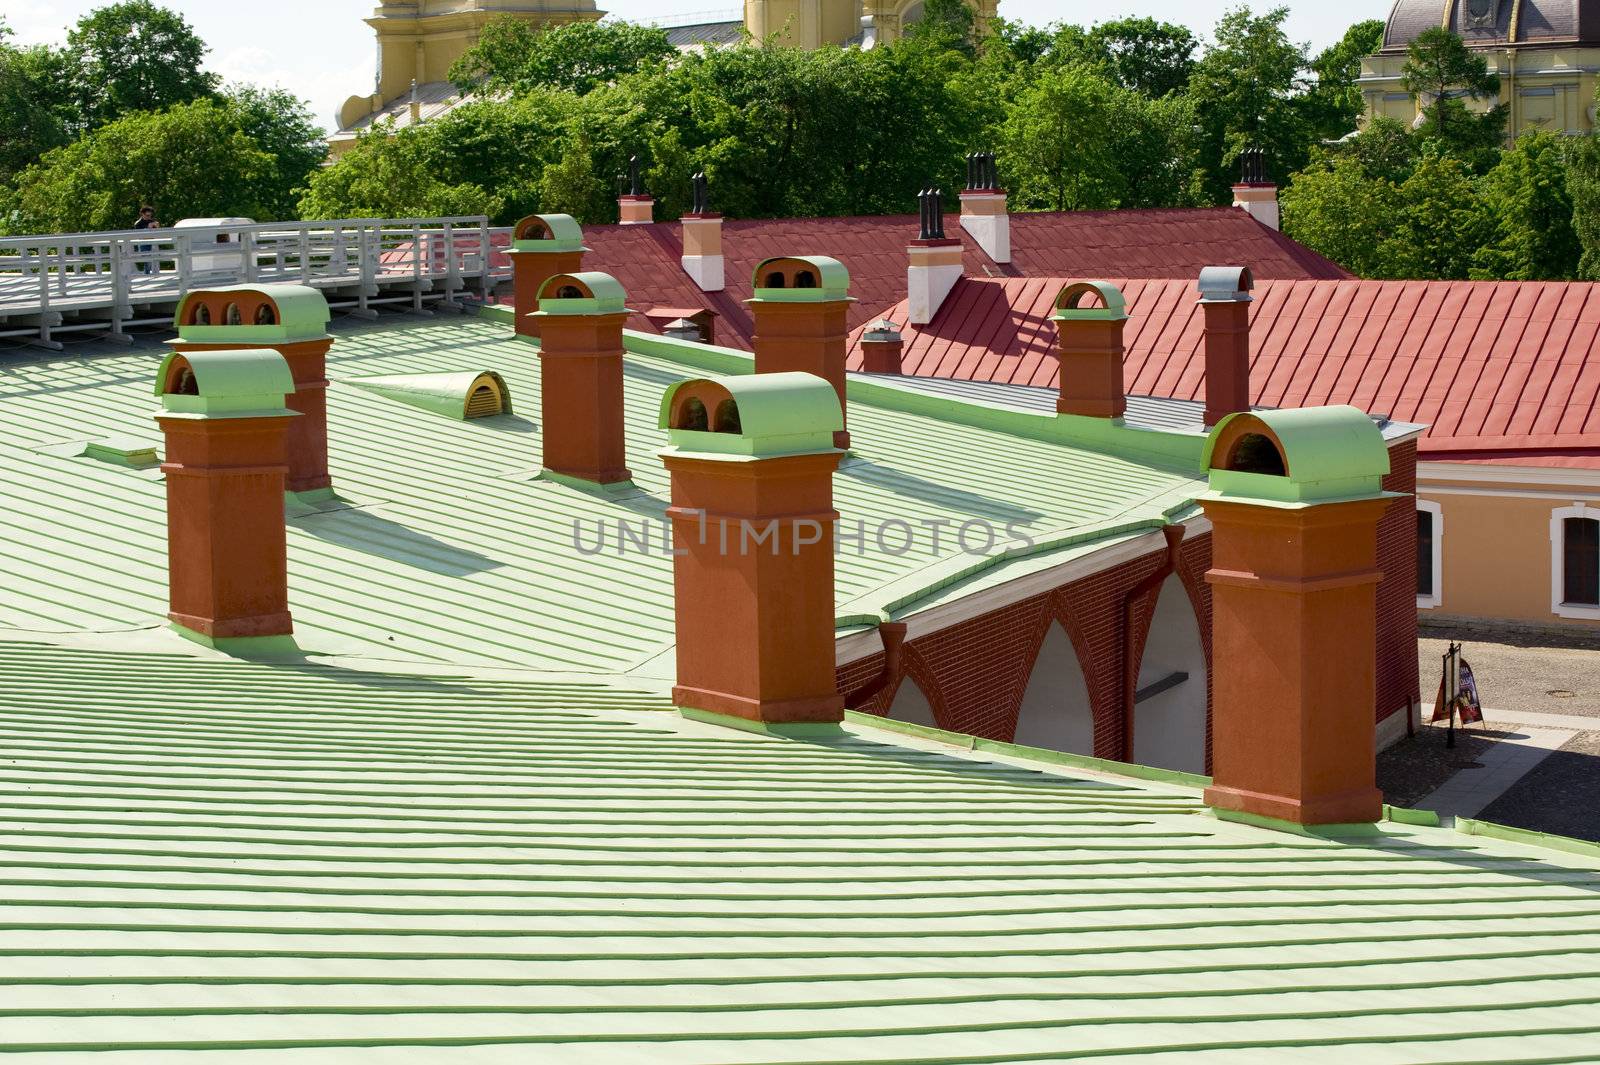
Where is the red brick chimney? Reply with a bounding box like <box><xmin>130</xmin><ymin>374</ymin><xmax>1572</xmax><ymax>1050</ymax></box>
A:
<box><xmin>531</xmin><ymin>271</ymin><xmax>632</xmax><ymax>485</ymax></box>
<box><xmin>509</xmin><ymin>214</ymin><xmax>586</xmax><ymax>340</ymax></box>
<box><xmin>660</xmin><ymin>372</ymin><xmax>846</xmax><ymax>726</ymax></box>
<box><xmin>1051</xmin><ymin>281</ymin><xmax>1128</xmax><ymax>420</ymax></box>
<box><xmin>1201</xmin><ymin>407</ymin><xmax>1395</xmax><ymax>826</ymax></box>
<box><xmin>749</xmin><ymin>255</ymin><xmax>854</xmax><ymax>450</ymax></box>
<box><xmin>154</xmin><ymin>349</ymin><xmax>297</xmax><ymax>646</ymax></box>
<box><xmin>1199</xmin><ymin>266</ymin><xmax>1255</xmax><ymax>428</ymax></box>
<box><xmin>169</xmin><ymin>286</ymin><xmax>333</xmax><ymax>496</ymax></box>
<box><xmin>860</xmin><ymin>318</ymin><xmax>904</xmax><ymax>375</ymax></box>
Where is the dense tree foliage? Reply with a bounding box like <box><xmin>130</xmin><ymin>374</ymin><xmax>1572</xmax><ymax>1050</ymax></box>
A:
<box><xmin>65</xmin><ymin>1</ymin><xmax>219</xmax><ymax>129</ymax></box>
<box><xmin>5</xmin><ymin>3</ymin><xmax>1598</xmax><ymax>283</ymax></box>
<box><xmin>6</xmin><ymin>90</ymin><xmax>324</xmax><ymax>232</ymax></box>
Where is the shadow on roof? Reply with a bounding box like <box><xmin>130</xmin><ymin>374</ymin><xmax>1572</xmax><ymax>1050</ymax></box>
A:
<box><xmin>840</xmin><ymin>454</ymin><xmax>1048</xmax><ymax>526</ymax></box>
<box><xmin>291</xmin><ymin>507</ymin><xmax>503</xmax><ymax>577</ymax></box>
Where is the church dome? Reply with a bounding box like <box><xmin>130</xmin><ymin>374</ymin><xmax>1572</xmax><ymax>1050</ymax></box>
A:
<box><xmin>1381</xmin><ymin>0</ymin><xmax>1600</xmax><ymax>52</ymax></box>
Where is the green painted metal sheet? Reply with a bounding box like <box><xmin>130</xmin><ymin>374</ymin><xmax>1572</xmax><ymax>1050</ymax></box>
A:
<box><xmin>751</xmin><ymin>255</ymin><xmax>851</xmax><ymax>302</ymax></box>
<box><xmin>0</xmin><ymin>637</ymin><xmax>1591</xmax><ymax>1059</ymax></box>
<box><xmin>1051</xmin><ymin>280</ymin><xmax>1129</xmax><ymax>321</ymax></box>
<box><xmin>511</xmin><ymin>212</ymin><xmax>584</xmax><ymax>252</ymax></box>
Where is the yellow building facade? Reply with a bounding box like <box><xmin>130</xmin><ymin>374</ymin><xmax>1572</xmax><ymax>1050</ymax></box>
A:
<box><xmin>1360</xmin><ymin>0</ymin><xmax>1600</xmax><ymax>136</ymax></box>
<box><xmin>745</xmin><ymin>0</ymin><xmax>997</xmax><ymax>49</ymax></box>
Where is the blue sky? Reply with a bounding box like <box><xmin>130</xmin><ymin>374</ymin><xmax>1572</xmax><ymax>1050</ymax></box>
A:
<box><xmin>2</xmin><ymin>1</ymin><xmax>1394</xmax><ymax>132</ymax></box>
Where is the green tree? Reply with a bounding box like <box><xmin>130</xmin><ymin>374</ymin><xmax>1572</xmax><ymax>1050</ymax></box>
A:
<box><xmin>1385</xmin><ymin>150</ymin><xmax>1490</xmax><ymax>278</ymax></box>
<box><xmin>65</xmin><ymin>1</ymin><xmax>219</xmax><ymax>129</ymax></box>
<box><xmin>219</xmin><ymin>86</ymin><xmax>327</xmax><ymax>221</ymax></box>
<box><xmin>6</xmin><ymin>97</ymin><xmax>278</xmax><ymax>233</ymax></box>
<box><xmin>297</xmin><ymin>124</ymin><xmax>504</xmax><ymax>222</ymax></box>
<box><xmin>1281</xmin><ymin>151</ymin><xmax>1402</xmax><ymax>277</ymax></box>
<box><xmin>1569</xmin><ymin>134</ymin><xmax>1600</xmax><ymax>279</ymax></box>
<box><xmin>1303</xmin><ymin>19</ymin><xmax>1385</xmax><ymax>140</ymax></box>
<box><xmin>0</xmin><ymin>25</ymin><xmax>74</xmax><ymax>181</ymax></box>
<box><xmin>1084</xmin><ymin>17</ymin><xmax>1197</xmax><ymax>99</ymax></box>
<box><xmin>906</xmin><ymin>0</ymin><xmax>978</xmax><ymax>55</ymax></box>
<box><xmin>1401</xmin><ymin>27</ymin><xmax>1505</xmax><ymax>165</ymax></box>
<box><xmin>1187</xmin><ymin>7</ymin><xmax>1314</xmax><ymax>203</ymax></box>
<box><xmin>1472</xmin><ymin>131</ymin><xmax>1580</xmax><ymax>280</ymax></box>
<box><xmin>451</xmin><ymin>17</ymin><xmax>675</xmax><ymax>97</ymax></box>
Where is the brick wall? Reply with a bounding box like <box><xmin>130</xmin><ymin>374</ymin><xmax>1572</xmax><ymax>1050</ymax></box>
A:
<box><xmin>839</xmin><ymin>482</ymin><xmax>1419</xmax><ymax>771</ymax></box>
<box><xmin>844</xmin><ymin>535</ymin><xmax>1216</xmax><ymax>767</ymax></box>
<box><xmin>1377</xmin><ymin>440</ymin><xmax>1422</xmax><ymax>725</ymax></box>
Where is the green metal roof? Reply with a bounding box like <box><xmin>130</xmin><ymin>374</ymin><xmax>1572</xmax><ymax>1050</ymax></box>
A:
<box><xmin>0</xmin><ymin>314</ymin><xmax>1201</xmax><ymax>672</ymax></box>
<box><xmin>660</xmin><ymin>372</ymin><xmax>843</xmax><ymax>457</ymax></box>
<box><xmin>174</xmin><ymin>283</ymin><xmax>331</xmax><ymax>344</ymax></box>
<box><xmin>1204</xmin><ymin>406</ymin><xmax>1393</xmax><ymax>506</ymax></box>
<box><xmin>4</xmin><ymin>311</ymin><xmax>1600</xmax><ymax>1058</ymax></box>
<box><xmin>0</xmin><ymin>635</ymin><xmax>1594</xmax><ymax>1059</ymax></box>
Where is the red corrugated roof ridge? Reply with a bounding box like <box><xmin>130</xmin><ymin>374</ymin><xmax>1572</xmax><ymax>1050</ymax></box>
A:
<box><xmin>845</xmin><ymin>276</ymin><xmax>1600</xmax><ymax>468</ymax></box>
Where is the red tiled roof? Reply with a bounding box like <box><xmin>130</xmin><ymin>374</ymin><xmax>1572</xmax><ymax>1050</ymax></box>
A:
<box><xmin>546</xmin><ymin>207</ymin><xmax>1350</xmax><ymax>351</ymax></box>
<box><xmin>845</xmin><ymin>276</ymin><xmax>1600</xmax><ymax>467</ymax></box>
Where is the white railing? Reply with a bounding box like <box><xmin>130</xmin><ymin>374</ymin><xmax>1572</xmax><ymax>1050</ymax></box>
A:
<box><xmin>0</xmin><ymin>217</ymin><xmax>514</xmax><ymax>350</ymax></box>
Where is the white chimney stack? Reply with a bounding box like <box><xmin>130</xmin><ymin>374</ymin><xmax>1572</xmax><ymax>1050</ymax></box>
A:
<box><xmin>1232</xmin><ymin>147</ymin><xmax>1280</xmax><ymax>232</ymax></box>
<box><xmin>908</xmin><ymin>188</ymin><xmax>963</xmax><ymax>327</ymax></box>
<box><xmin>958</xmin><ymin>152</ymin><xmax>1011</xmax><ymax>264</ymax></box>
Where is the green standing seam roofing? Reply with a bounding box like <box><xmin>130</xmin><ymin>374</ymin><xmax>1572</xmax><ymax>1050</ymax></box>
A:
<box><xmin>0</xmin><ymin>315</ymin><xmax>1202</xmax><ymax>671</ymax></box>
<box><xmin>3</xmin><ymin>303</ymin><xmax>1600</xmax><ymax>1060</ymax></box>
<box><xmin>173</xmin><ymin>284</ymin><xmax>332</xmax><ymax>345</ymax></box>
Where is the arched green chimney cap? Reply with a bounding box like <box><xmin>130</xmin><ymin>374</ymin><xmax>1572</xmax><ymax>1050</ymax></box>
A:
<box><xmin>1050</xmin><ymin>281</ymin><xmax>1128</xmax><ymax>322</ymax></box>
<box><xmin>1203</xmin><ymin>405</ymin><xmax>1392</xmax><ymax>505</ymax></box>
<box><xmin>154</xmin><ymin>348</ymin><xmax>295</xmax><ymax>419</ymax></box>
<box><xmin>750</xmin><ymin>256</ymin><xmax>852</xmax><ymax>303</ymax></box>
<box><xmin>511</xmin><ymin>213</ymin><xmax>585</xmax><ymax>253</ymax></box>
<box><xmin>173</xmin><ymin>284</ymin><xmax>331</xmax><ymax>344</ymax></box>
<box><xmin>659</xmin><ymin>372</ymin><xmax>843</xmax><ymax>458</ymax></box>
<box><xmin>534</xmin><ymin>271</ymin><xmax>630</xmax><ymax>316</ymax></box>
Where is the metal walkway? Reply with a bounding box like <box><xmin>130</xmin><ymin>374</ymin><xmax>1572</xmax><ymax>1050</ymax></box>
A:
<box><xmin>0</xmin><ymin>217</ymin><xmax>513</xmax><ymax>349</ymax></box>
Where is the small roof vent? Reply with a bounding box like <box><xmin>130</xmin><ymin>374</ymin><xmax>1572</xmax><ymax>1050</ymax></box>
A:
<box><xmin>863</xmin><ymin>318</ymin><xmax>902</xmax><ymax>343</ymax></box>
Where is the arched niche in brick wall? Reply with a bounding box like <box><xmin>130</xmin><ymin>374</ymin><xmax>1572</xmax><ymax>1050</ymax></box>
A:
<box><xmin>1131</xmin><ymin>574</ymin><xmax>1208</xmax><ymax>774</ymax></box>
<box><xmin>1013</xmin><ymin>622</ymin><xmax>1094</xmax><ymax>756</ymax></box>
<box><xmin>887</xmin><ymin>677</ymin><xmax>938</xmax><ymax>729</ymax></box>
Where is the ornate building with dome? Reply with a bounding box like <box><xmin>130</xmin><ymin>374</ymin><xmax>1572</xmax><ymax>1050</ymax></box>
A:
<box><xmin>331</xmin><ymin>0</ymin><xmax>993</xmax><ymax>155</ymax></box>
<box><xmin>1360</xmin><ymin>0</ymin><xmax>1600</xmax><ymax>137</ymax></box>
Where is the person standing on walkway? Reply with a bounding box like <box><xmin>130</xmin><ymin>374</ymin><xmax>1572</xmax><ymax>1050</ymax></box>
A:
<box><xmin>132</xmin><ymin>206</ymin><xmax>159</xmax><ymax>275</ymax></box>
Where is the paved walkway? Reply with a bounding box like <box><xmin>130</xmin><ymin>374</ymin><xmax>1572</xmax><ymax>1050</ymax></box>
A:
<box><xmin>1413</xmin><ymin>714</ymin><xmax>1582</xmax><ymax>820</ymax></box>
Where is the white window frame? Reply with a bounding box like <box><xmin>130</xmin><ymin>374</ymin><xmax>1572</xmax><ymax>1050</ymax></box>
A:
<box><xmin>1416</xmin><ymin>499</ymin><xmax>1443</xmax><ymax>610</ymax></box>
<box><xmin>1550</xmin><ymin>503</ymin><xmax>1600</xmax><ymax>619</ymax></box>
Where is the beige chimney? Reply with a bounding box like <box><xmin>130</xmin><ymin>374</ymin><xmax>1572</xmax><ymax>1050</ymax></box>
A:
<box><xmin>958</xmin><ymin>152</ymin><xmax>1010</xmax><ymax>264</ymax></box>
<box><xmin>1233</xmin><ymin>148</ymin><xmax>1280</xmax><ymax>231</ymax></box>
<box><xmin>681</xmin><ymin>171</ymin><xmax>724</xmax><ymax>291</ymax></box>
<box><xmin>618</xmin><ymin>154</ymin><xmax>654</xmax><ymax>225</ymax></box>
<box><xmin>908</xmin><ymin>189</ymin><xmax>962</xmax><ymax>326</ymax></box>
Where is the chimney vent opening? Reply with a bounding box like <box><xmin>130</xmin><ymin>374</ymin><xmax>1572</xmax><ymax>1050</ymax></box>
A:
<box><xmin>714</xmin><ymin>399</ymin><xmax>742</xmax><ymax>434</ymax></box>
<box><xmin>675</xmin><ymin>397</ymin><xmax>710</xmax><ymax>432</ymax></box>
<box><xmin>163</xmin><ymin>356</ymin><xmax>199</xmax><ymax>396</ymax></box>
<box><xmin>189</xmin><ymin>302</ymin><xmax>211</xmax><ymax>326</ymax></box>
<box><xmin>764</xmin><ymin>272</ymin><xmax>787</xmax><ymax>289</ymax></box>
<box><xmin>556</xmin><ymin>284</ymin><xmax>583</xmax><ymax>299</ymax></box>
<box><xmin>224</xmin><ymin>303</ymin><xmax>243</xmax><ymax>326</ymax></box>
<box><xmin>795</xmin><ymin>270</ymin><xmax>817</xmax><ymax>289</ymax></box>
<box><xmin>1226</xmin><ymin>433</ymin><xmax>1287</xmax><ymax>477</ymax></box>
<box><xmin>254</xmin><ymin>302</ymin><xmax>277</xmax><ymax>326</ymax></box>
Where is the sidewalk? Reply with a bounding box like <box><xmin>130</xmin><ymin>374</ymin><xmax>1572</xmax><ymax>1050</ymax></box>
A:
<box><xmin>1412</xmin><ymin>719</ymin><xmax>1578</xmax><ymax>820</ymax></box>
